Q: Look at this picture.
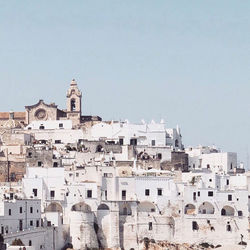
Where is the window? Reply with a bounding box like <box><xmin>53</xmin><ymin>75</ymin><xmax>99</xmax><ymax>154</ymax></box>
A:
<box><xmin>157</xmin><ymin>153</ymin><xmax>162</xmax><ymax>160</ymax></box>
<box><xmin>30</xmin><ymin>207</ymin><xmax>33</xmax><ymax>213</ymax></box>
<box><xmin>119</xmin><ymin>138</ymin><xmax>124</xmax><ymax>145</ymax></box>
<box><xmin>104</xmin><ymin>173</ymin><xmax>108</xmax><ymax>177</ymax></box>
<box><xmin>55</xmin><ymin>140</ymin><xmax>61</xmax><ymax>144</ymax></box>
<box><xmin>228</xmin><ymin>194</ymin><xmax>232</xmax><ymax>201</ymax></box>
<box><xmin>59</xmin><ymin>123</ymin><xmax>63</xmax><ymax>128</ymax></box>
<box><xmin>76</xmin><ymin>173</ymin><xmax>79</xmax><ymax>177</ymax></box>
<box><xmin>105</xmin><ymin>190</ymin><xmax>108</xmax><ymax>200</ymax></box>
<box><xmin>193</xmin><ymin>192</ymin><xmax>196</xmax><ymax>201</ymax></box>
<box><xmin>157</xmin><ymin>188</ymin><xmax>163</xmax><ymax>196</ymax></box>
<box><xmin>145</xmin><ymin>189</ymin><xmax>150</xmax><ymax>196</ymax></box>
<box><xmin>29</xmin><ymin>240</ymin><xmax>32</xmax><ymax>246</ymax></box>
<box><xmin>198</xmin><ymin>191</ymin><xmax>200</xmax><ymax>197</ymax></box>
<box><xmin>36</xmin><ymin>220</ymin><xmax>39</xmax><ymax>227</ymax></box>
<box><xmin>33</xmin><ymin>188</ymin><xmax>38</xmax><ymax>197</ymax></box>
<box><xmin>19</xmin><ymin>207</ymin><xmax>23</xmax><ymax>213</ymax></box>
<box><xmin>50</xmin><ymin>190</ymin><xmax>55</xmax><ymax>198</ymax></box>
<box><xmin>238</xmin><ymin>211</ymin><xmax>243</xmax><ymax>217</ymax></box>
<box><xmin>148</xmin><ymin>222</ymin><xmax>153</xmax><ymax>230</ymax></box>
<box><xmin>207</xmin><ymin>164</ymin><xmax>210</xmax><ymax>169</ymax></box>
<box><xmin>53</xmin><ymin>162</ymin><xmax>58</xmax><ymax>168</ymax></box>
<box><xmin>192</xmin><ymin>221</ymin><xmax>198</xmax><ymax>231</ymax></box>
<box><xmin>227</xmin><ymin>179</ymin><xmax>229</xmax><ymax>185</ymax></box>
<box><xmin>208</xmin><ymin>191</ymin><xmax>213</xmax><ymax>197</ymax></box>
<box><xmin>130</xmin><ymin>139</ymin><xmax>137</xmax><ymax>146</ymax></box>
<box><xmin>151</xmin><ymin>140</ymin><xmax>155</xmax><ymax>146</ymax></box>
<box><xmin>122</xmin><ymin>190</ymin><xmax>126</xmax><ymax>200</ymax></box>
<box><xmin>209</xmin><ymin>179</ymin><xmax>212</xmax><ymax>182</ymax></box>
<box><xmin>37</xmin><ymin>161</ymin><xmax>42</xmax><ymax>167</ymax></box>
<box><xmin>39</xmin><ymin>125</ymin><xmax>45</xmax><ymax>130</ymax></box>
<box><xmin>230</xmin><ymin>163</ymin><xmax>233</xmax><ymax>170</ymax></box>
<box><xmin>226</xmin><ymin>224</ymin><xmax>231</xmax><ymax>232</ymax></box>
<box><xmin>30</xmin><ymin>220</ymin><xmax>33</xmax><ymax>226</ymax></box>
<box><xmin>87</xmin><ymin>190</ymin><xmax>92</xmax><ymax>198</ymax></box>
<box><xmin>8</xmin><ymin>209</ymin><xmax>11</xmax><ymax>216</ymax></box>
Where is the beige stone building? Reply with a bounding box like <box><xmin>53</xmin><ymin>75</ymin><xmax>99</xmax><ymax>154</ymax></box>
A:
<box><xmin>0</xmin><ymin>79</ymin><xmax>101</xmax><ymax>129</ymax></box>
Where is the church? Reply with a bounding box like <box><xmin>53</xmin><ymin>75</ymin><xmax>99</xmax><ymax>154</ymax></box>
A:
<box><xmin>0</xmin><ymin>79</ymin><xmax>101</xmax><ymax>128</ymax></box>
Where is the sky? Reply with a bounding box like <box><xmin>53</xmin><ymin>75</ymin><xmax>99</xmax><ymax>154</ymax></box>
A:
<box><xmin>0</xmin><ymin>1</ymin><xmax>250</xmax><ymax>165</ymax></box>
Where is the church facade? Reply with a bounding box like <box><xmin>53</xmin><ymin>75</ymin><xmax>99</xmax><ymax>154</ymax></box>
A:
<box><xmin>0</xmin><ymin>79</ymin><xmax>101</xmax><ymax>129</ymax></box>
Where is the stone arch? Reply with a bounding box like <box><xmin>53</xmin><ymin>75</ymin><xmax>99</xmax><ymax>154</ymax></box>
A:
<box><xmin>45</xmin><ymin>202</ymin><xmax>63</xmax><ymax>213</ymax></box>
<box><xmin>71</xmin><ymin>202</ymin><xmax>92</xmax><ymax>212</ymax></box>
<box><xmin>184</xmin><ymin>204</ymin><xmax>196</xmax><ymax>214</ymax></box>
<box><xmin>97</xmin><ymin>204</ymin><xmax>110</xmax><ymax>211</ymax></box>
<box><xmin>198</xmin><ymin>202</ymin><xmax>215</xmax><ymax>214</ymax></box>
<box><xmin>138</xmin><ymin>201</ymin><xmax>156</xmax><ymax>213</ymax></box>
<box><xmin>221</xmin><ymin>205</ymin><xmax>234</xmax><ymax>216</ymax></box>
<box><xmin>119</xmin><ymin>203</ymin><xmax>132</xmax><ymax>215</ymax></box>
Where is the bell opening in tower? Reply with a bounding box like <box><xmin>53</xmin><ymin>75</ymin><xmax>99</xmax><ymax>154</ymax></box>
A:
<box><xmin>71</xmin><ymin>99</ymin><xmax>76</xmax><ymax>111</ymax></box>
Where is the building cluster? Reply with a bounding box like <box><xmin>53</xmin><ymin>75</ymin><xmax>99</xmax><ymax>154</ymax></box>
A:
<box><xmin>0</xmin><ymin>80</ymin><xmax>249</xmax><ymax>250</ymax></box>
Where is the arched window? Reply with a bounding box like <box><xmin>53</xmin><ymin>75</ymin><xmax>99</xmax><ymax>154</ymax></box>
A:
<box><xmin>175</xmin><ymin>139</ymin><xmax>179</xmax><ymax>148</ymax></box>
<box><xmin>71</xmin><ymin>99</ymin><xmax>76</xmax><ymax>111</ymax></box>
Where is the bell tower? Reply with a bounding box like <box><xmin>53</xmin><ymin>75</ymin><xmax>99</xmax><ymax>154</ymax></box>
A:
<box><xmin>66</xmin><ymin>79</ymin><xmax>82</xmax><ymax>126</ymax></box>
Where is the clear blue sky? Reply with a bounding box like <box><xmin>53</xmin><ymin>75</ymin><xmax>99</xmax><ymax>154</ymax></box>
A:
<box><xmin>0</xmin><ymin>1</ymin><xmax>250</xmax><ymax>165</ymax></box>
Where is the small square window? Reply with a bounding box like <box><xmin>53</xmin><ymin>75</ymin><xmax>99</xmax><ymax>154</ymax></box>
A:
<box><xmin>59</xmin><ymin>123</ymin><xmax>63</xmax><ymax>128</ymax></box>
<box><xmin>87</xmin><ymin>190</ymin><xmax>92</xmax><ymax>198</ymax></box>
<box><xmin>33</xmin><ymin>189</ymin><xmax>37</xmax><ymax>197</ymax></box>
<box><xmin>50</xmin><ymin>190</ymin><xmax>55</xmax><ymax>198</ymax></box>
<box><xmin>53</xmin><ymin>162</ymin><xmax>58</xmax><ymax>168</ymax></box>
<box><xmin>151</xmin><ymin>140</ymin><xmax>155</xmax><ymax>146</ymax></box>
<box><xmin>157</xmin><ymin>188</ymin><xmax>163</xmax><ymax>196</ymax></box>
<box><xmin>145</xmin><ymin>189</ymin><xmax>150</xmax><ymax>196</ymax></box>
<box><xmin>208</xmin><ymin>191</ymin><xmax>213</xmax><ymax>197</ymax></box>
<box><xmin>228</xmin><ymin>194</ymin><xmax>232</xmax><ymax>201</ymax></box>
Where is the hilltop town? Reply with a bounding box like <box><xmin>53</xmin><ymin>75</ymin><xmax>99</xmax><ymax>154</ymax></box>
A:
<box><xmin>0</xmin><ymin>79</ymin><xmax>248</xmax><ymax>250</ymax></box>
